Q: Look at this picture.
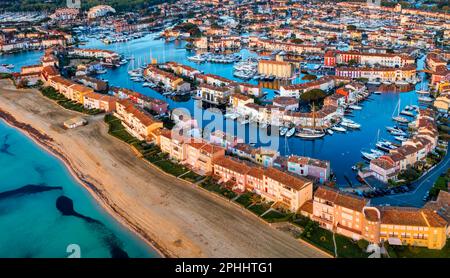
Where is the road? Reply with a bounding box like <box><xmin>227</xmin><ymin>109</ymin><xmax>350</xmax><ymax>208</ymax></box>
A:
<box><xmin>371</xmin><ymin>150</ymin><xmax>449</xmax><ymax>207</ymax></box>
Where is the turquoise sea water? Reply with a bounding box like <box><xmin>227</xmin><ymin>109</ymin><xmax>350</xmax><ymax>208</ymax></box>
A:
<box><xmin>0</xmin><ymin>121</ymin><xmax>157</xmax><ymax>258</ymax></box>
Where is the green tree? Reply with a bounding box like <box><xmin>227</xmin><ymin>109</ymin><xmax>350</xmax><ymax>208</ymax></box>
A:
<box><xmin>302</xmin><ymin>74</ymin><xmax>317</xmax><ymax>81</ymax></box>
<box><xmin>300</xmin><ymin>89</ymin><xmax>326</xmax><ymax>104</ymax></box>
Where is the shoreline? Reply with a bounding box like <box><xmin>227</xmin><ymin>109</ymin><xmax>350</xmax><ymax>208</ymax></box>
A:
<box><xmin>0</xmin><ymin>79</ymin><xmax>326</xmax><ymax>258</ymax></box>
<box><xmin>0</xmin><ymin>109</ymin><xmax>168</xmax><ymax>258</ymax></box>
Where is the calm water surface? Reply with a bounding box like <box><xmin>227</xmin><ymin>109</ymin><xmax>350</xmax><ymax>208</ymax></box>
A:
<box><xmin>0</xmin><ymin>121</ymin><xmax>157</xmax><ymax>258</ymax></box>
<box><xmin>79</xmin><ymin>35</ymin><xmax>427</xmax><ymax>185</ymax></box>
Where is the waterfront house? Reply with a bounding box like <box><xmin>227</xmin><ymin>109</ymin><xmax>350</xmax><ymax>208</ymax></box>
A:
<box><xmin>111</xmin><ymin>87</ymin><xmax>169</xmax><ymax>115</ymax></box>
<box><xmin>213</xmin><ymin>156</ymin><xmax>252</xmax><ymax>192</ymax></box>
<box><xmin>83</xmin><ymin>92</ymin><xmax>117</xmax><ymax>112</ymax></box>
<box><xmin>197</xmin><ymin>83</ymin><xmax>233</xmax><ymax>105</ymax></box>
<box><xmin>311</xmin><ymin>186</ymin><xmax>375</xmax><ymax>241</ymax></box>
<box><xmin>144</xmin><ymin>65</ymin><xmax>191</xmax><ymax>92</ymax></box>
<box><xmin>306</xmin><ymin>186</ymin><xmax>448</xmax><ymax>249</ymax></box>
<box><xmin>159</xmin><ymin>128</ymin><xmax>188</xmax><ymax>161</ymax></box>
<box><xmin>208</xmin><ymin>130</ymin><xmax>244</xmax><ymax>151</ymax></box>
<box><xmin>114</xmin><ymin>99</ymin><xmax>163</xmax><ymax>142</ymax></box>
<box><xmin>74</xmin><ymin>75</ymin><xmax>108</xmax><ymax>92</ymax></box>
<box><xmin>287</xmin><ymin>155</ymin><xmax>330</xmax><ymax>183</ymax></box>
<box><xmin>257</xmin><ymin>59</ymin><xmax>294</xmax><ymax>79</ymax></box>
<box><xmin>262</xmin><ymin>167</ymin><xmax>313</xmax><ymax>212</ymax></box>
<box><xmin>273</xmin><ymin>96</ymin><xmax>299</xmax><ymax>111</ymax></box>
<box><xmin>185</xmin><ymin>141</ymin><xmax>225</xmax><ymax>175</ymax></box>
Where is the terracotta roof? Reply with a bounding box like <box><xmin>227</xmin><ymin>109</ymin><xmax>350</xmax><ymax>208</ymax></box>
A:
<box><xmin>247</xmin><ymin>167</ymin><xmax>264</xmax><ymax>179</ymax></box>
<box><xmin>300</xmin><ymin>199</ymin><xmax>314</xmax><ymax>214</ymax></box>
<box><xmin>379</xmin><ymin>207</ymin><xmax>446</xmax><ymax>227</ymax></box>
<box><xmin>314</xmin><ymin>186</ymin><xmax>368</xmax><ymax>212</ymax></box>
<box><xmin>213</xmin><ymin>156</ymin><xmax>251</xmax><ymax>175</ymax></box>
<box><xmin>264</xmin><ymin>167</ymin><xmax>312</xmax><ymax>191</ymax></box>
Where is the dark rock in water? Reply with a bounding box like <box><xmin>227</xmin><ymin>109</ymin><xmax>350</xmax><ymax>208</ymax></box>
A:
<box><xmin>0</xmin><ymin>184</ymin><xmax>62</xmax><ymax>201</ymax></box>
<box><xmin>56</xmin><ymin>195</ymin><xmax>129</xmax><ymax>258</ymax></box>
<box><xmin>56</xmin><ymin>195</ymin><xmax>75</xmax><ymax>216</ymax></box>
<box><xmin>110</xmin><ymin>246</ymin><xmax>129</xmax><ymax>258</ymax></box>
<box><xmin>0</xmin><ymin>134</ymin><xmax>14</xmax><ymax>156</ymax></box>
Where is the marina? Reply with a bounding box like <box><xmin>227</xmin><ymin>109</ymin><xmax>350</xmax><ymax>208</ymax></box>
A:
<box><xmin>0</xmin><ymin>31</ymin><xmax>436</xmax><ymax>187</ymax></box>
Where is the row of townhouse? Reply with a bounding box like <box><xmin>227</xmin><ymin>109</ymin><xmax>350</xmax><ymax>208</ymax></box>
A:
<box><xmin>213</xmin><ymin>156</ymin><xmax>313</xmax><ymax>211</ymax></box>
<box><xmin>300</xmin><ymin>186</ymin><xmax>448</xmax><ymax>250</ymax></box>
<box><xmin>37</xmin><ymin>60</ymin><xmax>117</xmax><ymax>114</ymax></box>
<box><xmin>193</xmin><ymin>72</ymin><xmax>257</xmax><ymax>94</ymax></box>
<box><xmin>73</xmin><ymin>75</ymin><xmax>108</xmax><ymax>92</ymax></box>
<box><xmin>143</xmin><ymin>65</ymin><xmax>191</xmax><ymax>92</ymax></box>
<box><xmin>229</xmin><ymin>91</ymin><xmax>343</xmax><ymax>129</ymax></box>
<box><xmin>279</xmin><ymin>75</ymin><xmax>351</xmax><ymax>99</ymax></box>
<box><xmin>248</xmin><ymin>37</ymin><xmax>325</xmax><ymax>55</ymax></box>
<box><xmin>161</xmin><ymin>62</ymin><xmax>201</xmax><ymax>79</ymax></box>
<box><xmin>67</xmin><ymin>48</ymin><xmax>121</xmax><ymax>65</ymax></box>
<box><xmin>193</xmin><ymin>36</ymin><xmax>241</xmax><ymax>50</ymax></box>
<box><xmin>157</xmin><ymin>127</ymin><xmax>332</xmax><ymax>212</ymax></box>
<box><xmin>335</xmin><ymin>65</ymin><xmax>417</xmax><ymax>83</ymax></box>
<box><xmin>159</xmin><ymin>130</ymin><xmax>226</xmax><ymax>175</ymax></box>
<box><xmin>324</xmin><ymin>50</ymin><xmax>415</xmax><ymax>68</ymax></box>
<box><xmin>206</xmin><ymin>129</ymin><xmax>331</xmax><ymax>183</ymax></box>
<box><xmin>47</xmin><ymin>75</ymin><xmax>94</xmax><ymax>104</ymax></box>
<box><xmin>0</xmin><ymin>36</ymin><xmax>67</xmax><ymax>53</ymax></box>
<box><xmin>110</xmin><ymin>87</ymin><xmax>169</xmax><ymax>115</ymax></box>
<box><xmin>369</xmin><ymin>109</ymin><xmax>439</xmax><ymax>183</ymax></box>
<box><xmin>114</xmin><ymin>99</ymin><xmax>163</xmax><ymax>142</ymax></box>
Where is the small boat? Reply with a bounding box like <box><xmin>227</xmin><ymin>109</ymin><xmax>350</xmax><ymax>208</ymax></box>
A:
<box><xmin>142</xmin><ymin>82</ymin><xmax>152</xmax><ymax>87</ymax></box>
<box><xmin>392</xmin><ymin>116</ymin><xmax>409</xmax><ymax>124</ymax></box>
<box><xmin>341</xmin><ymin>122</ymin><xmax>361</xmax><ymax>129</ymax></box>
<box><xmin>371</xmin><ymin>149</ymin><xmax>385</xmax><ymax>156</ymax></box>
<box><xmin>286</xmin><ymin>127</ymin><xmax>296</xmax><ymax>137</ymax></box>
<box><xmin>349</xmin><ymin>105</ymin><xmax>362</xmax><ymax>110</ymax></box>
<box><xmin>296</xmin><ymin>129</ymin><xmax>326</xmax><ymax>139</ymax></box>
<box><xmin>280</xmin><ymin>127</ymin><xmax>288</xmax><ymax>136</ymax></box>
<box><xmin>2</xmin><ymin>64</ymin><xmax>14</xmax><ymax>69</ymax></box>
<box><xmin>386</xmin><ymin>126</ymin><xmax>404</xmax><ymax>133</ymax></box>
<box><xmin>332</xmin><ymin>125</ymin><xmax>347</xmax><ymax>132</ymax></box>
<box><xmin>376</xmin><ymin>142</ymin><xmax>391</xmax><ymax>152</ymax></box>
<box><xmin>389</xmin><ymin>129</ymin><xmax>407</xmax><ymax>136</ymax></box>
<box><xmin>361</xmin><ymin>151</ymin><xmax>377</xmax><ymax>161</ymax></box>
<box><xmin>373</xmin><ymin>91</ymin><xmax>382</xmax><ymax>95</ymax></box>
<box><xmin>188</xmin><ymin>54</ymin><xmax>205</xmax><ymax>63</ymax></box>
<box><xmin>394</xmin><ymin>136</ymin><xmax>408</xmax><ymax>142</ymax></box>
<box><xmin>327</xmin><ymin>129</ymin><xmax>334</xmax><ymax>135</ymax></box>
<box><xmin>416</xmin><ymin>89</ymin><xmax>429</xmax><ymax>95</ymax></box>
<box><xmin>96</xmin><ymin>69</ymin><xmax>107</xmax><ymax>74</ymax></box>
<box><xmin>418</xmin><ymin>96</ymin><xmax>433</xmax><ymax>103</ymax></box>
<box><xmin>400</xmin><ymin>110</ymin><xmax>415</xmax><ymax>117</ymax></box>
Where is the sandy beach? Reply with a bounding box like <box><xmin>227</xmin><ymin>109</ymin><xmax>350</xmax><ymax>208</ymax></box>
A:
<box><xmin>0</xmin><ymin>79</ymin><xmax>328</xmax><ymax>258</ymax></box>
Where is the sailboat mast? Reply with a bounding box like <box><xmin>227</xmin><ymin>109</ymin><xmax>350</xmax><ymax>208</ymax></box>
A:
<box><xmin>312</xmin><ymin>103</ymin><xmax>316</xmax><ymax>130</ymax></box>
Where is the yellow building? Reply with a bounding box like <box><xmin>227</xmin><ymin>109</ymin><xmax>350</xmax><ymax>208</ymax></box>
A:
<box><xmin>378</xmin><ymin>207</ymin><xmax>448</xmax><ymax>250</ymax></box>
<box><xmin>159</xmin><ymin>128</ymin><xmax>187</xmax><ymax>161</ymax></box>
<box><xmin>115</xmin><ymin>99</ymin><xmax>163</xmax><ymax>141</ymax></box>
<box><xmin>258</xmin><ymin>59</ymin><xmax>294</xmax><ymax>79</ymax></box>
<box><xmin>433</xmin><ymin>92</ymin><xmax>450</xmax><ymax>113</ymax></box>
<box><xmin>68</xmin><ymin>84</ymin><xmax>94</xmax><ymax>104</ymax></box>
